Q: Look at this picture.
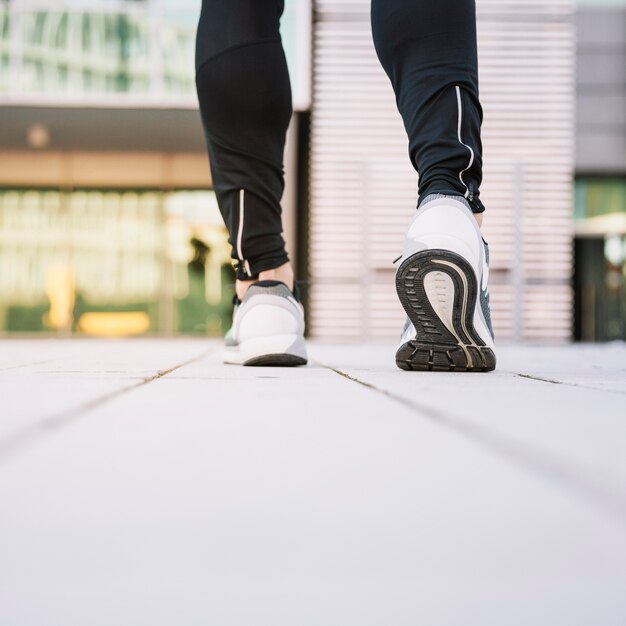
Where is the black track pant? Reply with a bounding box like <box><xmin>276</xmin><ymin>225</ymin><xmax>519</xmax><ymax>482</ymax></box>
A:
<box><xmin>196</xmin><ymin>0</ymin><xmax>485</xmax><ymax>280</ymax></box>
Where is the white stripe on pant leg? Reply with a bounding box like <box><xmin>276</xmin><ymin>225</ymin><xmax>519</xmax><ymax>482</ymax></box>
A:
<box><xmin>237</xmin><ymin>189</ymin><xmax>251</xmax><ymax>276</ymax></box>
<box><xmin>455</xmin><ymin>85</ymin><xmax>475</xmax><ymax>199</ymax></box>
<box><xmin>237</xmin><ymin>189</ymin><xmax>245</xmax><ymax>262</ymax></box>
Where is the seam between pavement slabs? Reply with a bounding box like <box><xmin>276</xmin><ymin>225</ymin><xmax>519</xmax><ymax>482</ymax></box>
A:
<box><xmin>0</xmin><ymin>359</ymin><xmax>56</xmax><ymax>372</ymax></box>
<box><xmin>321</xmin><ymin>363</ymin><xmax>626</xmax><ymax>528</ymax></box>
<box><xmin>0</xmin><ymin>348</ymin><xmax>216</xmax><ymax>466</ymax></box>
<box><xmin>512</xmin><ymin>372</ymin><xmax>626</xmax><ymax>396</ymax></box>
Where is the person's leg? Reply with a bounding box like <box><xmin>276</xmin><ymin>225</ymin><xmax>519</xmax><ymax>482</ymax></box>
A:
<box><xmin>196</xmin><ymin>0</ymin><xmax>307</xmax><ymax>366</ymax></box>
<box><xmin>196</xmin><ymin>0</ymin><xmax>294</xmax><ymax>298</ymax></box>
<box><xmin>371</xmin><ymin>0</ymin><xmax>485</xmax><ymax>219</ymax></box>
<box><xmin>371</xmin><ymin>0</ymin><xmax>496</xmax><ymax>372</ymax></box>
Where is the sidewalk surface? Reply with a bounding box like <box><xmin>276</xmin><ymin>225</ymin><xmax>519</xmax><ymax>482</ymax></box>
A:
<box><xmin>1</xmin><ymin>339</ymin><xmax>625</xmax><ymax>626</ymax></box>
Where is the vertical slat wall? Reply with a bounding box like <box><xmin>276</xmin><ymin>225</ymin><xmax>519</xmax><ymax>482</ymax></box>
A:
<box><xmin>309</xmin><ymin>0</ymin><xmax>575</xmax><ymax>342</ymax></box>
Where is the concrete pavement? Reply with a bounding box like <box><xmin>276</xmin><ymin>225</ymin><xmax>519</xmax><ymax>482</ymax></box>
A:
<box><xmin>1</xmin><ymin>340</ymin><xmax>625</xmax><ymax>626</ymax></box>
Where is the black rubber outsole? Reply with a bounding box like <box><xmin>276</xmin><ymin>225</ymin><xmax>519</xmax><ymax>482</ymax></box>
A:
<box><xmin>395</xmin><ymin>249</ymin><xmax>496</xmax><ymax>373</ymax></box>
<box><xmin>244</xmin><ymin>354</ymin><xmax>308</xmax><ymax>367</ymax></box>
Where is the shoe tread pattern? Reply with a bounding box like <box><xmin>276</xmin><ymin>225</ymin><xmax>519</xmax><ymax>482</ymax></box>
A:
<box><xmin>395</xmin><ymin>249</ymin><xmax>496</xmax><ymax>372</ymax></box>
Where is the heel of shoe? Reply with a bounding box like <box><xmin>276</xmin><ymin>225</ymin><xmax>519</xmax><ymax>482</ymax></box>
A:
<box><xmin>404</xmin><ymin>201</ymin><xmax>483</xmax><ymax>266</ymax></box>
<box><xmin>224</xmin><ymin>333</ymin><xmax>308</xmax><ymax>367</ymax></box>
<box><xmin>396</xmin><ymin>249</ymin><xmax>496</xmax><ymax>372</ymax></box>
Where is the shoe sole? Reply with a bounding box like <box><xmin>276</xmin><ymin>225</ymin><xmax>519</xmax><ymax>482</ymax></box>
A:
<box><xmin>395</xmin><ymin>249</ymin><xmax>496</xmax><ymax>372</ymax></box>
<box><xmin>244</xmin><ymin>354</ymin><xmax>308</xmax><ymax>367</ymax></box>
<box><xmin>223</xmin><ymin>333</ymin><xmax>308</xmax><ymax>367</ymax></box>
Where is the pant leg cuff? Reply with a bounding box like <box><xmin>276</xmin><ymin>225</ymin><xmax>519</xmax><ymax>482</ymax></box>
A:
<box><xmin>235</xmin><ymin>252</ymin><xmax>290</xmax><ymax>281</ymax></box>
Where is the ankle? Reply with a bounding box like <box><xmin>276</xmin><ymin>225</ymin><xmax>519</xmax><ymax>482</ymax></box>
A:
<box><xmin>236</xmin><ymin>263</ymin><xmax>294</xmax><ymax>300</ymax></box>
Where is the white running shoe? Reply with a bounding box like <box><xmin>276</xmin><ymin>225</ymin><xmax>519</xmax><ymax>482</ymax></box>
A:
<box><xmin>395</xmin><ymin>195</ymin><xmax>496</xmax><ymax>372</ymax></box>
<box><xmin>223</xmin><ymin>280</ymin><xmax>308</xmax><ymax>366</ymax></box>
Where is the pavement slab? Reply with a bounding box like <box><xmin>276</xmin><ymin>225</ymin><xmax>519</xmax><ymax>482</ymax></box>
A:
<box><xmin>0</xmin><ymin>339</ymin><xmax>625</xmax><ymax>626</ymax></box>
<box><xmin>311</xmin><ymin>343</ymin><xmax>626</xmax><ymax>518</ymax></box>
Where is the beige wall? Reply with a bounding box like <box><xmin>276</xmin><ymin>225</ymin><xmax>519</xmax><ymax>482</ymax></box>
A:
<box><xmin>0</xmin><ymin>151</ymin><xmax>212</xmax><ymax>189</ymax></box>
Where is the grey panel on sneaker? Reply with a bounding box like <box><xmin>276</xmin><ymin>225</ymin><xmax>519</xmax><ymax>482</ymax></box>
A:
<box><xmin>420</xmin><ymin>193</ymin><xmax>472</xmax><ymax>212</ymax></box>
<box><xmin>480</xmin><ymin>241</ymin><xmax>495</xmax><ymax>340</ymax></box>
<box><xmin>243</xmin><ymin>281</ymin><xmax>295</xmax><ymax>303</ymax></box>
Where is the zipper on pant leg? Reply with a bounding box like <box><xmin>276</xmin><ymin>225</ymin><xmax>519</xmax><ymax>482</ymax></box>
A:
<box><xmin>455</xmin><ymin>85</ymin><xmax>476</xmax><ymax>202</ymax></box>
<box><xmin>237</xmin><ymin>189</ymin><xmax>252</xmax><ymax>277</ymax></box>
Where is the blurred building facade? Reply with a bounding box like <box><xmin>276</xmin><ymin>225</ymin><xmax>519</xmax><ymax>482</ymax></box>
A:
<box><xmin>0</xmin><ymin>0</ymin><xmax>311</xmax><ymax>336</ymax></box>
<box><xmin>0</xmin><ymin>0</ymin><xmax>624</xmax><ymax>341</ymax></box>
<box><xmin>310</xmin><ymin>0</ymin><xmax>577</xmax><ymax>343</ymax></box>
<box><xmin>575</xmin><ymin>0</ymin><xmax>626</xmax><ymax>341</ymax></box>
<box><xmin>310</xmin><ymin>0</ymin><xmax>625</xmax><ymax>343</ymax></box>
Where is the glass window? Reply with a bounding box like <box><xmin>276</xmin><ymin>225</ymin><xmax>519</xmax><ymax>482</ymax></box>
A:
<box><xmin>0</xmin><ymin>188</ymin><xmax>233</xmax><ymax>336</ymax></box>
<box><xmin>576</xmin><ymin>178</ymin><xmax>626</xmax><ymax>221</ymax></box>
<box><xmin>0</xmin><ymin>0</ymin><xmax>312</xmax><ymax>109</ymax></box>
<box><xmin>20</xmin><ymin>11</ymin><xmax>152</xmax><ymax>94</ymax></box>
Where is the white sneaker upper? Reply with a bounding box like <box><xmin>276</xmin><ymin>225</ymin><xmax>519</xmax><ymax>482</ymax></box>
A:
<box><xmin>224</xmin><ymin>281</ymin><xmax>307</xmax><ymax>366</ymax></box>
